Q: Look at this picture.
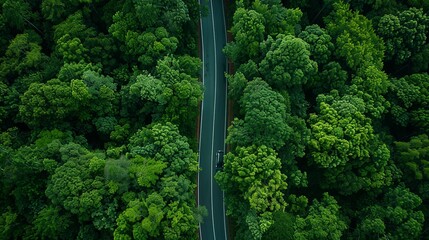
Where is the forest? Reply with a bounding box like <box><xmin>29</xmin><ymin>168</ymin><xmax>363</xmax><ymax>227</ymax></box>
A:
<box><xmin>1</xmin><ymin>0</ymin><xmax>429</xmax><ymax>239</ymax></box>
<box><xmin>0</xmin><ymin>0</ymin><xmax>205</xmax><ymax>239</ymax></box>
<box><xmin>215</xmin><ymin>0</ymin><xmax>429</xmax><ymax>239</ymax></box>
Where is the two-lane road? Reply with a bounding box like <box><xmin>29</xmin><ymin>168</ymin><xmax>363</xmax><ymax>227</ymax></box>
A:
<box><xmin>198</xmin><ymin>0</ymin><xmax>228</xmax><ymax>239</ymax></box>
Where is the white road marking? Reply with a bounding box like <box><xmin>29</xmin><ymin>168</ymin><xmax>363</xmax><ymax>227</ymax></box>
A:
<box><xmin>198</xmin><ymin>0</ymin><xmax>205</xmax><ymax>238</ymax></box>
<box><xmin>220</xmin><ymin>1</ymin><xmax>228</xmax><ymax>239</ymax></box>
<box><xmin>199</xmin><ymin>0</ymin><xmax>228</xmax><ymax>239</ymax></box>
<box><xmin>209</xmin><ymin>0</ymin><xmax>218</xmax><ymax>239</ymax></box>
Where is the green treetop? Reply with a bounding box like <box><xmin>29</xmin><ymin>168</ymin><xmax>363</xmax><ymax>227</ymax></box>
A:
<box><xmin>227</xmin><ymin>79</ymin><xmax>292</xmax><ymax>149</ymax></box>
<box><xmin>353</xmin><ymin>185</ymin><xmax>424</xmax><ymax>240</ymax></box>
<box><xmin>216</xmin><ymin>145</ymin><xmax>287</xmax><ymax>239</ymax></box>
<box><xmin>325</xmin><ymin>1</ymin><xmax>385</xmax><ymax>72</ymax></box>
<box><xmin>294</xmin><ymin>193</ymin><xmax>347</xmax><ymax>240</ymax></box>
<box><xmin>223</xmin><ymin>7</ymin><xmax>265</xmax><ymax>65</ymax></box>
<box><xmin>259</xmin><ymin>34</ymin><xmax>318</xmax><ymax>90</ymax></box>
<box><xmin>376</xmin><ymin>8</ymin><xmax>429</xmax><ymax>65</ymax></box>
<box><xmin>298</xmin><ymin>24</ymin><xmax>334</xmax><ymax>65</ymax></box>
<box><xmin>309</xmin><ymin>91</ymin><xmax>395</xmax><ymax>194</ymax></box>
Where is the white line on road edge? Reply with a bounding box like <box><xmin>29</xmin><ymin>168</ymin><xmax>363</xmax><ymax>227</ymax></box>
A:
<box><xmin>197</xmin><ymin>0</ymin><xmax>204</xmax><ymax>238</ymax></box>
<box><xmin>210</xmin><ymin>0</ymin><xmax>218</xmax><ymax>239</ymax></box>
<box><xmin>220</xmin><ymin>1</ymin><xmax>228</xmax><ymax>239</ymax></box>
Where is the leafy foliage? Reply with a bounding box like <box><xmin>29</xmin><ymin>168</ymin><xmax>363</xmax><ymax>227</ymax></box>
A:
<box><xmin>227</xmin><ymin>79</ymin><xmax>292</xmax><ymax>149</ymax></box>
<box><xmin>114</xmin><ymin>122</ymin><xmax>201</xmax><ymax>239</ymax></box>
<box><xmin>309</xmin><ymin>91</ymin><xmax>395</xmax><ymax>194</ymax></box>
<box><xmin>298</xmin><ymin>24</ymin><xmax>334</xmax><ymax>65</ymax></box>
<box><xmin>259</xmin><ymin>34</ymin><xmax>318</xmax><ymax>90</ymax></box>
<box><xmin>223</xmin><ymin>7</ymin><xmax>265</xmax><ymax>65</ymax></box>
<box><xmin>325</xmin><ymin>1</ymin><xmax>385</xmax><ymax>71</ymax></box>
<box><xmin>353</xmin><ymin>185</ymin><xmax>424</xmax><ymax>240</ymax></box>
<box><xmin>220</xmin><ymin>1</ymin><xmax>429</xmax><ymax>239</ymax></box>
<box><xmin>294</xmin><ymin>193</ymin><xmax>347</xmax><ymax>240</ymax></box>
<box><xmin>215</xmin><ymin>145</ymin><xmax>287</xmax><ymax>239</ymax></box>
<box><xmin>3</xmin><ymin>0</ymin><xmax>429</xmax><ymax>239</ymax></box>
<box><xmin>394</xmin><ymin>135</ymin><xmax>429</xmax><ymax>198</ymax></box>
<box><xmin>388</xmin><ymin>73</ymin><xmax>429</xmax><ymax>131</ymax></box>
<box><xmin>376</xmin><ymin>8</ymin><xmax>429</xmax><ymax>64</ymax></box>
<box><xmin>0</xmin><ymin>0</ymin><xmax>202</xmax><ymax>239</ymax></box>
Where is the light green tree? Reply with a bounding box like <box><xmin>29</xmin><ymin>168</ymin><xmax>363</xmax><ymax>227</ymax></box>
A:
<box><xmin>216</xmin><ymin>145</ymin><xmax>287</xmax><ymax>239</ymax></box>
<box><xmin>309</xmin><ymin>91</ymin><xmax>395</xmax><ymax>194</ymax></box>
<box><xmin>294</xmin><ymin>193</ymin><xmax>347</xmax><ymax>240</ymax></box>
<box><xmin>325</xmin><ymin>1</ymin><xmax>385</xmax><ymax>71</ymax></box>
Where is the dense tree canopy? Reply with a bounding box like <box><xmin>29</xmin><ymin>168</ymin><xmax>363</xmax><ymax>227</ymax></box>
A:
<box><xmin>0</xmin><ymin>0</ymin><xmax>202</xmax><ymax>239</ymax></box>
<box><xmin>298</xmin><ymin>24</ymin><xmax>334</xmax><ymax>65</ymax></box>
<box><xmin>325</xmin><ymin>1</ymin><xmax>385</xmax><ymax>71</ymax></box>
<box><xmin>308</xmin><ymin>91</ymin><xmax>395</xmax><ymax>194</ymax></box>
<box><xmin>353</xmin><ymin>185</ymin><xmax>424</xmax><ymax>239</ymax></box>
<box><xmin>227</xmin><ymin>79</ymin><xmax>292</xmax><ymax>149</ymax></box>
<box><xmin>376</xmin><ymin>7</ymin><xmax>429</xmax><ymax>65</ymax></box>
<box><xmin>2</xmin><ymin>0</ymin><xmax>429</xmax><ymax>239</ymax></box>
<box><xmin>223</xmin><ymin>7</ymin><xmax>265</xmax><ymax>65</ymax></box>
<box><xmin>219</xmin><ymin>0</ymin><xmax>429</xmax><ymax>239</ymax></box>
<box><xmin>294</xmin><ymin>193</ymin><xmax>347</xmax><ymax>240</ymax></box>
<box><xmin>215</xmin><ymin>145</ymin><xmax>287</xmax><ymax>239</ymax></box>
<box><xmin>259</xmin><ymin>34</ymin><xmax>317</xmax><ymax>90</ymax></box>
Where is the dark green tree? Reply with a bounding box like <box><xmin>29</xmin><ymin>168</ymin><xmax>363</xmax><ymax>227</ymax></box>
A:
<box><xmin>394</xmin><ymin>135</ymin><xmax>429</xmax><ymax>194</ymax></box>
<box><xmin>226</xmin><ymin>72</ymin><xmax>248</xmax><ymax>104</ymax></box>
<box><xmin>262</xmin><ymin>211</ymin><xmax>296</xmax><ymax>240</ymax></box>
<box><xmin>31</xmin><ymin>206</ymin><xmax>74</xmax><ymax>239</ymax></box>
<box><xmin>223</xmin><ymin>7</ymin><xmax>265</xmax><ymax>65</ymax></box>
<box><xmin>18</xmin><ymin>79</ymin><xmax>78</xmax><ymax>128</ymax></box>
<box><xmin>1</xmin><ymin>0</ymin><xmax>34</xmax><ymax>30</ymax></box>
<box><xmin>348</xmin><ymin>65</ymin><xmax>390</xmax><ymax>119</ymax></box>
<box><xmin>298</xmin><ymin>24</ymin><xmax>334</xmax><ymax>65</ymax></box>
<box><xmin>387</xmin><ymin>73</ymin><xmax>429</xmax><ymax>132</ymax></box>
<box><xmin>224</xmin><ymin>0</ymin><xmax>303</xmax><ymax>68</ymax></box>
<box><xmin>0</xmin><ymin>32</ymin><xmax>46</xmax><ymax>82</ymax></box>
<box><xmin>310</xmin><ymin>61</ymin><xmax>348</xmax><ymax>95</ymax></box>
<box><xmin>251</xmin><ymin>0</ymin><xmax>302</xmax><ymax>37</ymax></box>
<box><xmin>259</xmin><ymin>34</ymin><xmax>317</xmax><ymax>90</ymax></box>
<box><xmin>45</xmin><ymin>143</ymin><xmax>115</xmax><ymax>230</ymax></box>
<box><xmin>353</xmin><ymin>185</ymin><xmax>424</xmax><ymax>240</ymax></box>
<box><xmin>128</xmin><ymin>122</ymin><xmax>198</xmax><ymax>178</ymax></box>
<box><xmin>114</xmin><ymin>122</ymin><xmax>202</xmax><ymax>239</ymax></box>
<box><xmin>52</xmin><ymin>10</ymin><xmax>97</xmax><ymax>43</ymax></box>
<box><xmin>376</xmin><ymin>8</ymin><xmax>429</xmax><ymax>65</ymax></box>
<box><xmin>124</xmin><ymin>55</ymin><xmax>202</xmax><ymax>133</ymax></box>
<box><xmin>227</xmin><ymin>79</ymin><xmax>292</xmax><ymax>149</ymax></box>
<box><xmin>124</xmin><ymin>28</ymin><xmax>178</xmax><ymax>67</ymax></box>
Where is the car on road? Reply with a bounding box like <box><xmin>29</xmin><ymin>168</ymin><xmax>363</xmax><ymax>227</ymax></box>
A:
<box><xmin>216</xmin><ymin>150</ymin><xmax>224</xmax><ymax>171</ymax></box>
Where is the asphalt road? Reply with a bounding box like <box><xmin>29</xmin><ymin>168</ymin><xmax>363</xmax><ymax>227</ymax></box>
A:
<box><xmin>198</xmin><ymin>0</ymin><xmax>228</xmax><ymax>239</ymax></box>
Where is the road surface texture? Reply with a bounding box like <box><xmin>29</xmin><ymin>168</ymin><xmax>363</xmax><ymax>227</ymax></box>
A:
<box><xmin>198</xmin><ymin>0</ymin><xmax>228</xmax><ymax>240</ymax></box>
